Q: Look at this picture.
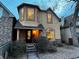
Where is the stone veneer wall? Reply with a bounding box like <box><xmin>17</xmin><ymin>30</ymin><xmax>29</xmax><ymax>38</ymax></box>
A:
<box><xmin>0</xmin><ymin>17</ymin><xmax>14</xmax><ymax>43</ymax></box>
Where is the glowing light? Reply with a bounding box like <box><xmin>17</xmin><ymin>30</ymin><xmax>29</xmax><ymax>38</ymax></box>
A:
<box><xmin>32</xmin><ymin>30</ymin><xmax>39</xmax><ymax>38</ymax></box>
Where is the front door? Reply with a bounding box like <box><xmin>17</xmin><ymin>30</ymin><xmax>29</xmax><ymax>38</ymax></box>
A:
<box><xmin>26</xmin><ymin>30</ymin><xmax>32</xmax><ymax>43</ymax></box>
<box><xmin>69</xmin><ymin>38</ymin><xmax>73</xmax><ymax>45</ymax></box>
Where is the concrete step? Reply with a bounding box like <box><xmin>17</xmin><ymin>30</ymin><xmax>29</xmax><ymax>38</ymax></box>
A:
<box><xmin>26</xmin><ymin>47</ymin><xmax>36</xmax><ymax>50</ymax></box>
<box><xmin>26</xmin><ymin>47</ymin><xmax>37</xmax><ymax>52</ymax></box>
<box><xmin>26</xmin><ymin>43</ymin><xmax>37</xmax><ymax>53</ymax></box>
<box><xmin>26</xmin><ymin>43</ymin><xmax>35</xmax><ymax>46</ymax></box>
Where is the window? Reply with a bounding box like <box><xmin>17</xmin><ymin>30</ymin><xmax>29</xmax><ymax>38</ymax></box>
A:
<box><xmin>0</xmin><ymin>7</ymin><xmax>3</xmax><ymax>18</ymax></box>
<box><xmin>47</xmin><ymin>13</ymin><xmax>52</xmax><ymax>23</ymax></box>
<box><xmin>27</xmin><ymin>8</ymin><xmax>35</xmax><ymax>21</ymax></box>
<box><xmin>32</xmin><ymin>30</ymin><xmax>39</xmax><ymax>38</ymax></box>
<box><xmin>76</xmin><ymin>21</ymin><xmax>79</xmax><ymax>26</ymax></box>
<box><xmin>46</xmin><ymin>29</ymin><xmax>55</xmax><ymax>40</ymax></box>
<box><xmin>27</xmin><ymin>31</ymin><xmax>31</xmax><ymax>39</ymax></box>
<box><xmin>21</xmin><ymin>8</ymin><xmax>24</xmax><ymax>20</ymax></box>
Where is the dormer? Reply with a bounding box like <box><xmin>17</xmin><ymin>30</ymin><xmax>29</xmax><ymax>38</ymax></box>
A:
<box><xmin>18</xmin><ymin>3</ymin><xmax>40</xmax><ymax>22</ymax></box>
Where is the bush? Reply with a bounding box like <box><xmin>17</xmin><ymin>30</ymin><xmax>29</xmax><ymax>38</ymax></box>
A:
<box><xmin>47</xmin><ymin>41</ymin><xmax>57</xmax><ymax>52</ymax></box>
<box><xmin>8</xmin><ymin>41</ymin><xmax>26</xmax><ymax>57</ymax></box>
<box><xmin>56</xmin><ymin>43</ymin><xmax>64</xmax><ymax>47</ymax></box>
<box><xmin>36</xmin><ymin>36</ymin><xmax>49</xmax><ymax>53</ymax></box>
<box><xmin>47</xmin><ymin>45</ymin><xmax>57</xmax><ymax>52</ymax></box>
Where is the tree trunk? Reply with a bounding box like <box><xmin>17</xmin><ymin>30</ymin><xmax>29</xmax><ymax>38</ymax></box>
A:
<box><xmin>70</xmin><ymin>1</ymin><xmax>79</xmax><ymax>46</ymax></box>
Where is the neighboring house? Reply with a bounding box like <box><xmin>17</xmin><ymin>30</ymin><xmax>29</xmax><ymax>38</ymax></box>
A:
<box><xmin>0</xmin><ymin>1</ymin><xmax>16</xmax><ymax>59</ymax></box>
<box><xmin>61</xmin><ymin>14</ymin><xmax>79</xmax><ymax>46</ymax></box>
<box><xmin>14</xmin><ymin>3</ymin><xmax>61</xmax><ymax>43</ymax></box>
<box><xmin>0</xmin><ymin>1</ymin><xmax>16</xmax><ymax>44</ymax></box>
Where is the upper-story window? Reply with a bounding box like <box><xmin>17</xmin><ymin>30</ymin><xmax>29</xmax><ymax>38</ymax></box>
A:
<box><xmin>27</xmin><ymin>8</ymin><xmax>35</xmax><ymax>21</ymax></box>
<box><xmin>47</xmin><ymin>13</ymin><xmax>52</xmax><ymax>23</ymax></box>
<box><xmin>20</xmin><ymin>8</ymin><xmax>24</xmax><ymax>20</ymax></box>
<box><xmin>0</xmin><ymin>7</ymin><xmax>3</xmax><ymax>18</ymax></box>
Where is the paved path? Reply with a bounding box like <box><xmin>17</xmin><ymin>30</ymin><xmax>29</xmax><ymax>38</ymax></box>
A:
<box><xmin>39</xmin><ymin>46</ymin><xmax>79</xmax><ymax>59</ymax></box>
<box><xmin>27</xmin><ymin>53</ymin><xmax>39</xmax><ymax>59</ymax></box>
<box><xmin>8</xmin><ymin>53</ymin><xmax>39</xmax><ymax>59</ymax></box>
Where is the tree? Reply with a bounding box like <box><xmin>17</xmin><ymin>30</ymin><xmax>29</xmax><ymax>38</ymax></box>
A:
<box><xmin>68</xmin><ymin>0</ymin><xmax>79</xmax><ymax>45</ymax></box>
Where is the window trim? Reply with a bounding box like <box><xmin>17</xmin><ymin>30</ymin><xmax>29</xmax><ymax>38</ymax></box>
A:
<box><xmin>46</xmin><ymin>28</ymin><xmax>55</xmax><ymax>40</ymax></box>
<box><xmin>47</xmin><ymin>12</ymin><xmax>52</xmax><ymax>24</ymax></box>
<box><xmin>27</xmin><ymin>7</ymin><xmax>35</xmax><ymax>21</ymax></box>
<box><xmin>37</xmin><ymin>10</ymin><xmax>40</xmax><ymax>23</ymax></box>
<box><xmin>20</xmin><ymin>7</ymin><xmax>25</xmax><ymax>22</ymax></box>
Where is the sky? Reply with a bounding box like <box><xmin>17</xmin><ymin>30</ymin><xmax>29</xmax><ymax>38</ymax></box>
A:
<box><xmin>0</xmin><ymin>0</ymin><xmax>76</xmax><ymax>19</ymax></box>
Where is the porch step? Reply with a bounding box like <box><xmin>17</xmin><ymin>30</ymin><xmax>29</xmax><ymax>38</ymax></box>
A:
<box><xmin>26</xmin><ymin>43</ymin><xmax>37</xmax><ymax>53</ymax></box>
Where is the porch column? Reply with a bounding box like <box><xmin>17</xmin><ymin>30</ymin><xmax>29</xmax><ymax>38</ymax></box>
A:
<box><xmin>17</xmin><ymin>29</ymin><xmax>20</xmax><ymax>41</ymax></box>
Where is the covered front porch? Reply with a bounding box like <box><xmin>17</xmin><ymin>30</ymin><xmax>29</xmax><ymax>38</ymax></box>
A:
<box><xmin>16</xmin><ymin>29</ymin><xmax>42</xmax><ymax>43</ymax></box>
<box><xmin>14</xmin><ymin>21</ymin><xmax>44</xmax><ymax>43</ymax></box>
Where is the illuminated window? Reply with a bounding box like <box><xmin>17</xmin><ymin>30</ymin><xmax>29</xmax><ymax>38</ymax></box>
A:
<box><xmin>46</xmin><ymin>29</ymin><xmax>55</xmax><ymax>40</ymax></box>
<box><xmin>32</xmin><ymin>30</ymin><xmax>39</xmax><ymax>38</ymax></box>
<box><xmin>27</xmin><ymin>8</ymin><xmax>35</xmax><ymax>21</ymax></box>
<box><xmin>47</xmin><ymin>13</ymin><xmax>52</xmax><ymax>23</ymax></box>
<box><xmin>27</xmin><ymin>31</ymin><xmax>31</xmax><ymax>39</ymax></box>
<box><xmin>0</xmin><ymin>7</ymin><xmax>3</xmax><ymax>18</ymax></box>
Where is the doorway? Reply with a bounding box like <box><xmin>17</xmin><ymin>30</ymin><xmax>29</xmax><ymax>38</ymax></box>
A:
<box><xmin>68</xmin><ymin>38</ymin><xmax>73</xmax><ymax>45</ymax></box>
<box><xmin>26</xmin><ymin>30</ymin><xmax>32</xmax><ymax>43</ymax></box>
<box><xmin>26</xmin><ymin>29</ymin><xmax>40</xmax><ymax>43</ymax></box>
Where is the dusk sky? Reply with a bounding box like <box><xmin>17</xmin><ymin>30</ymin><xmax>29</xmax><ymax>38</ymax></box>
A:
<box><xmin>0</xmin><ymin>0</ymin><xmax>76</xmax><ymax>19</ymax></box>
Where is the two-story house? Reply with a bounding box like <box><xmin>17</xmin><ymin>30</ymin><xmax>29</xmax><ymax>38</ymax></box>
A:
<box><xmin>14</xmin><ymin>3</ymin><xmax>61</xmax><ymax>43</ymax></box>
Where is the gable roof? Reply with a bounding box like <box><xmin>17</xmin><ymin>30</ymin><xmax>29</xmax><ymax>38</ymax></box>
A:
<box><xmin>18</xmin><ymin>3</ymin><xmax>61</xmax><ymax>22</ymax></box>
<box><xmin>0</xmin><ymin>1</ymin><xmax>15</xmax><ymax>17</ymax></box>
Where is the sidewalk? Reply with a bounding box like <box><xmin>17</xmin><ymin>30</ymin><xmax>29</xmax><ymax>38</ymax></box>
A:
<box><xmin>39</xmin><ymin>45</ymin><xmax>79</xmax><ymax>59</ymax></box>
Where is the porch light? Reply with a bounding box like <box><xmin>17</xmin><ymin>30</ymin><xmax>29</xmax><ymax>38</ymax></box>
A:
<box><xmin>32</xmin><ymin>30</ymin><xmax>39</xmax><ymax>38</ymax></box>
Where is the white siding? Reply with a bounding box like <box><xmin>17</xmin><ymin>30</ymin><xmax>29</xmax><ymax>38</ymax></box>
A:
<box><xmin>61</xmin><ymin>28</ymin><xmax>72</xmax><ymax>43</ymax></box>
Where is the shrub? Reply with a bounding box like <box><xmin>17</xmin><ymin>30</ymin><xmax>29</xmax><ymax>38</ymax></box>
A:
<box><xmin>56</xmin><ymin>43</ymin><xmax>64</xmax><ymax>47</ymax></box>
<box><xmin>36</xmin><ymin>36</ymin><xmax>49</xmax><ymax>53</ymax></box>
<box><xmin>8</xmin><ymin>41</ymin><xmax>26</xmax><ymax>57</ymax></box>
<box><xmin>47</xmin><ymin>42</ymin><xmax>57</xmax><ymax>52</ymax></box>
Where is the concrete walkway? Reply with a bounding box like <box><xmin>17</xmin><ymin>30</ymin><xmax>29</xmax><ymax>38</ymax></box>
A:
<box><xmin>8</xmin><ymin>53</ymin><xmax>39</xmax><ymax>59</ymax></box>
<box><xmin>39</xmin><ymin>46</ymin><xmax>79</xmax><ymax>59</ymax></box>
<box><xmin>27</xmin><ymin>53</ymin><xmax>39</xmax><ymax>59</ymax></box>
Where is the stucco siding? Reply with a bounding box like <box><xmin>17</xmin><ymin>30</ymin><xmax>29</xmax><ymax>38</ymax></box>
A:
<box><xmin>53</xmin><ymin>15</ymin><xmax>61</xmax><ymax>40</ymax></box>
<box><xmin>76</xmin><ymin>28</ymin><xmax>79</xmax><ymax>33</ymax></box>
<box><xmin>39</xmin><ymin>11</ymin><xmax>61</xmax><ymax>41</ymax></box>
<box><xmin>61</xmin><ymin>28</ymin><xmax>72</xmax><ymax>43</ymax></box>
